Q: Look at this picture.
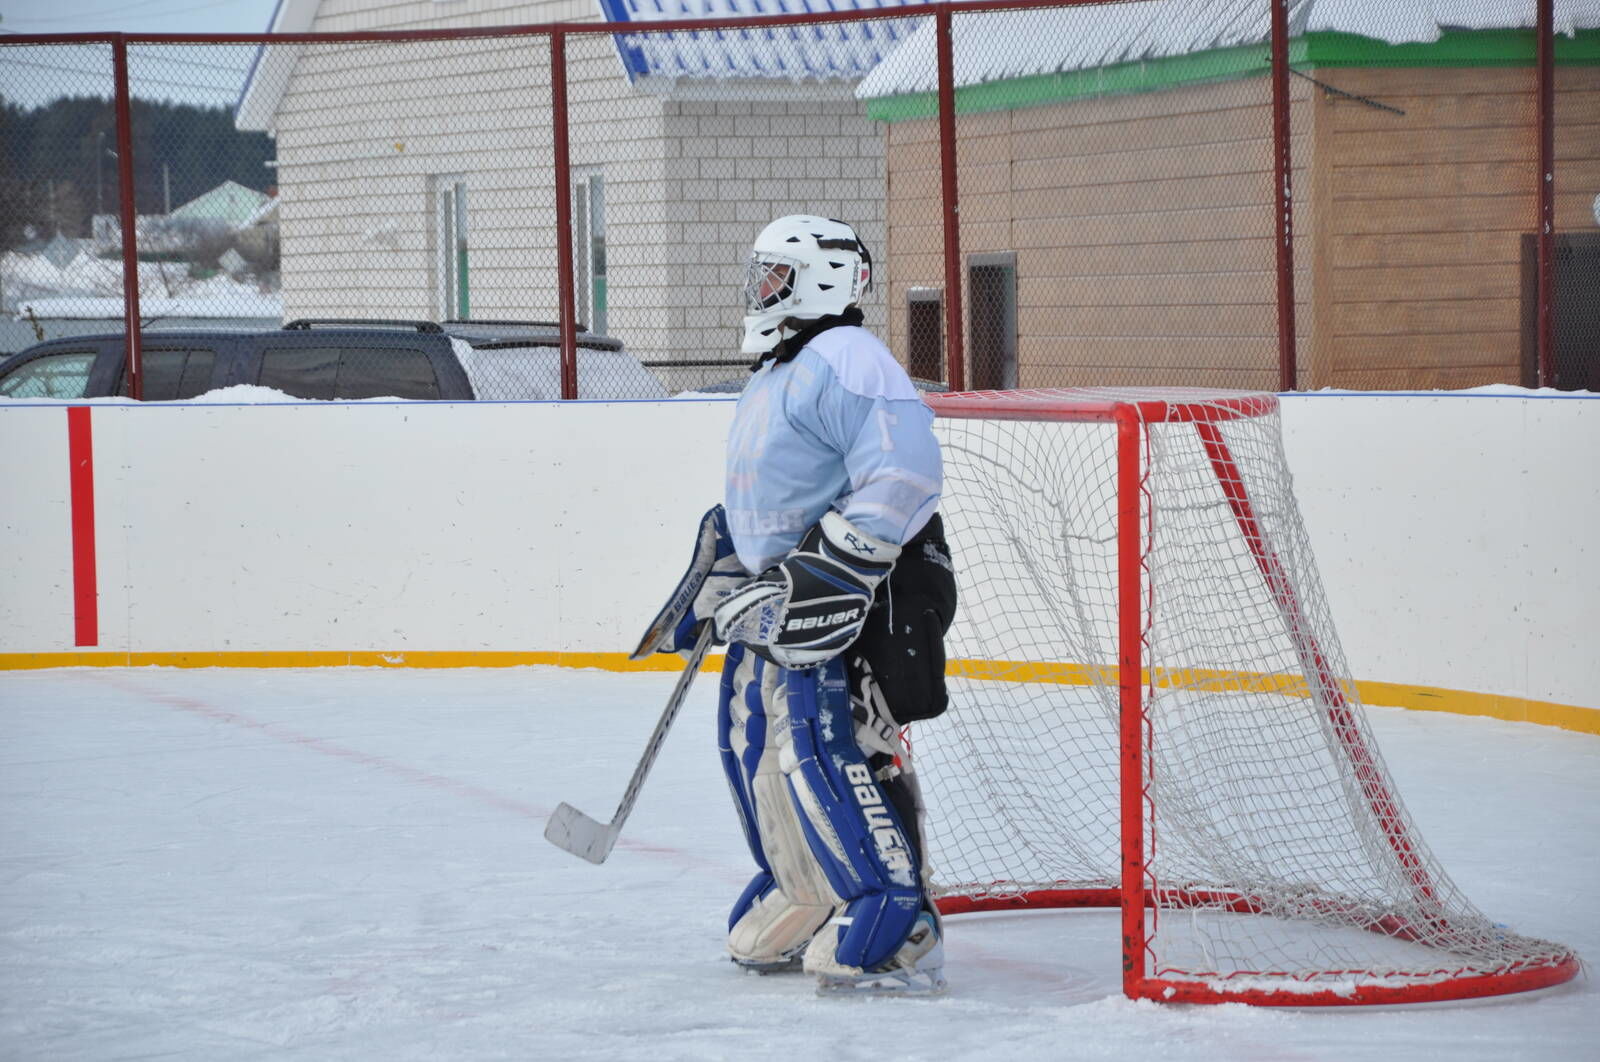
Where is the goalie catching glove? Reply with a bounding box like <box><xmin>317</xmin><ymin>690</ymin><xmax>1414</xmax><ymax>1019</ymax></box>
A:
<box><xmin>713</xmin><ymin>511</ymin><xmax>899</xmax><ymax>670</ymax></box>
<box><xmin>631</xmin><ymin>505</ymin><xmax>748</xmax><ymax>659</ymax></box>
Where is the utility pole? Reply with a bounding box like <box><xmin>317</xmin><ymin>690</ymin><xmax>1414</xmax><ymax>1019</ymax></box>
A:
<box><xmin>95</xmin><ymin>130</ymin><xmax>105</xmax><ymax>217</ymax></box>
<box><xmin>163</xmin><ymin>163</ymin><xmax>170</xmax><ymax>215</ymax></box>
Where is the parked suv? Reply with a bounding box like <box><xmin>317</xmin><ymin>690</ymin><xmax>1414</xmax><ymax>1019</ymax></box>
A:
<box><xmin>0</xmin><ymin>319</ymin><xmax>666</xmax><ymax>401</ymax></box>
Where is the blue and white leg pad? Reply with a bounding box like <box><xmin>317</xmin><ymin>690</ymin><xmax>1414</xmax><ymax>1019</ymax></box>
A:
<box><xmin>782</xmin><ymin>662</ymin><xmax>925</xmax><ymax>975</ymax></box>
<box><xmin>720</xmin><ymin>645</ymin><xmax>837</xmax><ymax>968</ymax></box>
<box><xmin>718</xmin><ymin>648</ymin><xmax>929</xmax><ymax>977</ymax></box>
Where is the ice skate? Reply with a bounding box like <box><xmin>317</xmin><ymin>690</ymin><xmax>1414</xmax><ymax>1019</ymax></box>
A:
<box><xmin>811</xmin><ymin>908</ymin><xmax>947</xmax><ymax>997</ymax></box>
<box><xmin>731</xmin><ymin>950</ymin><xmax>804</xmax><ymax>975</ymax></box>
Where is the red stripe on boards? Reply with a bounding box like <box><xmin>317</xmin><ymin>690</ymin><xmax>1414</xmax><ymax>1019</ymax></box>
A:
<box><xmin>67</xmin><ymin>406</ymin><xmax>98</xmax><ymax>646</ymax></box>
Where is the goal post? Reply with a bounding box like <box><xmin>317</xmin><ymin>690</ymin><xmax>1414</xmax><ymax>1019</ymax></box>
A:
<box><xmin>916</xmin><ymin>387</ymin><xmax>1579</xmax><ymax>1006</ymax></box>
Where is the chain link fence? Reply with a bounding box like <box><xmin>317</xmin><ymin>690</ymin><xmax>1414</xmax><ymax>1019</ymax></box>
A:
<box><xmin>1302</xmin><ymin>0</ymin><xmax>1589</xmax><ymax>390</ymax></box>
<box><xmin>562</xmin><ymin>10</ymin><xmax>923</xmax><ymax>395</ymax></box>
<box><xmin>1547</xmin><ymin>20</ymin><xmax>1598</xmax><ymax>391</ymax></box>
<box><xmin>939</xmin><ymin>3</ymin><xmax>1292</xmax><ymax>391</ymax></box>
<box><xmin>1</xmin><ymin>1</ymin><xmax>1594</xmax><ymax>399</ymax></box>
<box><xmin>2</xmin><ymin>41</ymin><xmax>123</xmax><ymax>352</ymax></box>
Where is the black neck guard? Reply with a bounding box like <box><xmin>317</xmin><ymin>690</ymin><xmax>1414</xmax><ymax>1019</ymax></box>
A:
<box><xmin>749</xmin><ymin>306</ymin><xmax>866</xmax><ymax>372</ymax></box>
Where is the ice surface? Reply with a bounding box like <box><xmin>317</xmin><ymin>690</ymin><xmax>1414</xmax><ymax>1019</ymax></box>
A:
<box><xmin>1</xmin><ymin>666</ymin><xmax>1593</xmax><ymax>1061</ymax></box>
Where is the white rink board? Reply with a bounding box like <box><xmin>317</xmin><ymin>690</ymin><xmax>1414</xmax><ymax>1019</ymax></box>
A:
<box><xmin>0</xmin><ymin>391</ymin><xmax>1595</xmax><ymax>712</ymax></box>
<box><xmin>0</xmin><ymin>399</ymin><xmax>729</xmax><ymax>655</ymax></box>
<box><xmin>1280</xmin><ymin>393</ymin><xmax>1599</xmax><ymax>711</ymax></box>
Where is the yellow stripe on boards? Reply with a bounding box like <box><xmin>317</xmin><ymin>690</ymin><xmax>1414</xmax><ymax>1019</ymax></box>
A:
<box><xmin>0</xmin><ymin>650</ymin><xmax>720</xmax><ymax>673</ymax></box>
<box><xmin>946</xmin><ymin>657</ymin><xmax>1598</xmax><ymax>735</ymax></box>
<box><xmin>0</xmin><ymin>651</ymin><xmax>1594</xmax><ymax>736</ymax></box>
<box><xmin>947</xmin><ymin>658</ymin><xmax>1319</xmax><ymax>698</ymax></box>
<box><xmin>1353</xmin><ymin>680</ymin><xmax>1599</xmax><ymax>735</ymax></box>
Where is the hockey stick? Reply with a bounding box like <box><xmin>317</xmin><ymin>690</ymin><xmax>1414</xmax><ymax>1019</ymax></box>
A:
<box><xmin>543</xmin><ymin>624</ymin><xmax>716</xmax><ymax>864</ymax></box>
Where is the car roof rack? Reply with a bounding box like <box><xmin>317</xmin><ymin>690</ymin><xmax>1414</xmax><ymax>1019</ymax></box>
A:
<box><xmin>470</xmin><ymin>335</ymin><xmax>625</xmax><ymax>352</ymax></box>
<box><xmin>442</xmin><ymin>318</ymin><xmax>581</xmax><ymax>331</ymax></box>
<box><xmin>472</xmin><ymin>338</ymin><xmax>559</xmax><ymax>350</ymax></box>
<box><xmin>283</xmin><ymin>319</ymin><xmax>443</xmax><ymax>333</ymax></box>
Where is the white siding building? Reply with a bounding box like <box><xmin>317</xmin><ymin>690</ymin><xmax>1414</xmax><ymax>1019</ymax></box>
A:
<box><xmin>237</xmin><ymin>0</ymin><xmax>928</xmax><ymax>389</ymax></box>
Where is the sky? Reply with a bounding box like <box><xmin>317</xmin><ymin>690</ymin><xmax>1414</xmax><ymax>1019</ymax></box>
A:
<box><xmin>0</xmin><ymin>0</ymin><xmax>282</xmax><ymax>36</ymax></box>
<box><xmin>0</xmin><ymin>0</ymin><xmax>283</xmax><ymax>108</ymax></box>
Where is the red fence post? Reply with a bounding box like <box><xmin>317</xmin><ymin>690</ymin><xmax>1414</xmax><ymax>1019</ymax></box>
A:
<box><xmin>1270</xmin><ymin>0</ymin><xmax>1296</xmax><ymax>392</ymax></box>
<box><xmin>1536</xmin><ymin>0</ymin><xmax>1555</xmax><ymax>388</ymax></box>
<box><xmin>112</xmin><ymin>36</ymin><xmax>143</xmax><ymax>400</ymax></box>
<box><xmin>936</xmin><ymin>6</ymin><xmax>964</xmax><ymax>392</ymax></box>
<box><xmin>551</xmin><ymin>29</ymin><xmax>578</xmax><ymax>401</ymax></box>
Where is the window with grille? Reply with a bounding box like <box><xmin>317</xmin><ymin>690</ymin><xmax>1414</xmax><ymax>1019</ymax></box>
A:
<box><xmin>573</xmin><ymin>171</ymin><xmax>607</xmax><ymax>334</ymax></box>
<box><xmin>1521</xmin><ymin>233</ymin><xmax>1600</xmax><ymax>391</ymax></box>
<box><xmin>968</xmin><ymin>253</ymin><xmax>1017</xmax><ymax>391</ymax></box>
<box><xmin>908</xmin><ymin>287</ymin><xmax>943</xmax><ymax>384</ymax></box>
<box><xmin>434</xmin><ymin>176</ymin><xmax>469</xmax><ymax>321</ymax></box>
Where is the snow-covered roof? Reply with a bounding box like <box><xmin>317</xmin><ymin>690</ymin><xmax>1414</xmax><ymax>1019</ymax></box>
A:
<box><xmin>171</xmin><ymin>181</ymin><xmax>272</xmax><ymax>228</ymax></box>
<box><xmin>233</xmin><ymin>0</ymin><xmax>1597</xmax><ymax>126</ymax></box>
<box><xmin>856</xmin><ymin>0</ymin><xmax>1600</xmax><ymax>99</ymax></box>
<box><xmin>594</xmin><ymin>0</ymin><xmax>928</xmax><ymax>87</ymax></box>
<box><xmin>236</xmin><ymin>0</ymin><xmax>926</xmax><ymax>128</ymax></box>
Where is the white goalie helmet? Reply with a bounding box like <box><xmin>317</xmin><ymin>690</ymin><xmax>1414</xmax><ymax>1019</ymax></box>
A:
<box><xmin>741</xmin><ymin>215</ymin><xmax>873</xmax><ymax>355</ymax></box>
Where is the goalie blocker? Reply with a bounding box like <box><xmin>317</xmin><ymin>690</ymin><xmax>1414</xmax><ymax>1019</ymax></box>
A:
<box><xmin>714</xmin><ymin>511</ymin><xmax>900</xmax><ymax>670</ymax></box>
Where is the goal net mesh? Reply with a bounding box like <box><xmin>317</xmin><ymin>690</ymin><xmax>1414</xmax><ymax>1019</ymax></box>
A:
<box><xmin>914</xmin><ymin>387</ymin><xmax>1574</xmax><ymax>998</ymax></box>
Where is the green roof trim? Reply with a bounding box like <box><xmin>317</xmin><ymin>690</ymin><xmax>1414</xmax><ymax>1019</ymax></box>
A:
<box><xmin>1307</xmin><ymin>28</ymin><xmax>1597</xmax><ymax>67</ymax></box>
<box><xmin>863</xmin><ymin>29</ymin><xmax>1599</xmax><ymax>123</ymax></box>
<box><xmin>864</xmin><ymin>40</ymin><xmax>1298</xmax><ymax>122</ymax></box>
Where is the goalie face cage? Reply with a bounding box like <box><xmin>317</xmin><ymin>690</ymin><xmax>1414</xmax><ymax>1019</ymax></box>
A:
<box><xmin>917</xmin><ymin>387</ymin><xmax>1578</xmax><ymax>1006</ymax></box>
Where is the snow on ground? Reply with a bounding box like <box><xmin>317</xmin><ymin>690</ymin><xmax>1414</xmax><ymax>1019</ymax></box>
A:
<box><xmin>0</xmin><ymin>666</ymin><xmax>1594</xmax><ymax>1061</ymax></box>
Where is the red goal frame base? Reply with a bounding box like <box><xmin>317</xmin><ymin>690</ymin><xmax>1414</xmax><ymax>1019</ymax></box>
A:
<box><xmin>935</xmin><ymin>889</ymin><xmax>1582</xmax><ymax>1006</ymax></box>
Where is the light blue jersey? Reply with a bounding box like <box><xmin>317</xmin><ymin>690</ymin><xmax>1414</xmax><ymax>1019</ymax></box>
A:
<box><xmin>725</xmin><ymin>326</ymin><xmax>943</xmax><ymax>574</ymax></box>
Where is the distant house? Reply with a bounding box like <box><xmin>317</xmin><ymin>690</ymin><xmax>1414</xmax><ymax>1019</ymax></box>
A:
<box><xmin>169</xmin><ymin>180</ymin><xmax>273</xmax><ymax>230</ymax></box>
<box><xmin>3</xmin><ymin>185</ymin><xmax>281</xmax><ymax>351</ymax></box>
<box><xmin>87</xmin><ymin>181</ymin><xmax>271</xmax><ymax>256</ymax></box>
<box><xmin>856</xmin><ymin>0</ymin><xmax>1600</xmax><ymax>391</ymax></box>
<box><xmin>235</xmin><ymin>0</ymin><xmax>925</xmax><ymax>388</ymax></box>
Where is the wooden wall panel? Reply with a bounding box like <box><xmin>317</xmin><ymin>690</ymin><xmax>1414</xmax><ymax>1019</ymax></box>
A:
<box><xmin>1324</xmin><ymin>365</ymin><xmax>1516</xmax><ymax>390</ymax></box>
<box><xmin>1020</xmin><ymin>239</ymin><xmax>1279</xmax><ymax>277</ymax></box>
<box><xmin>1019</xmin><ymin>335</ymin><xmax>1279</xmax><ymax>370</ymax></box>
<box><xmin>881</xmin><ymin>60</ymin><xmax>1595</xmax><ymax>391</ymax></box>
<box><xmin>1335</xmin><ymin>298</ymin><xmax>1520</xmax><ymax>336</ymax></box>
<box><xmin>883</xmin><ymin>75</ymin><xmax>1295</xmax><ymax>388</ymax></box>
<box><xmin>1330</xmin><ymin>333</ymin><xmax>1520</xmax><ymax>368</ymax></box>
<box><xmin>1317</xmin><ymin>64</ymin><xmax>1600</xmax><ymax>388</ymax></box>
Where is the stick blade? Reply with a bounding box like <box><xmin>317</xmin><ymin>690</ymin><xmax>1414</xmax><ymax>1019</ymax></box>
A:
<box><xmin>544</xmin><ymin>801</ymin><xmax>620</xmax><ymax>864</ymax></box>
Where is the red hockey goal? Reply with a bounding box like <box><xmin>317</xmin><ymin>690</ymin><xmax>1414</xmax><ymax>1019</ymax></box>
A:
<box><xmin>915</xmin><ymin>387</ymin><xmax>1578</xmax><ymax>1006</ymax></box>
